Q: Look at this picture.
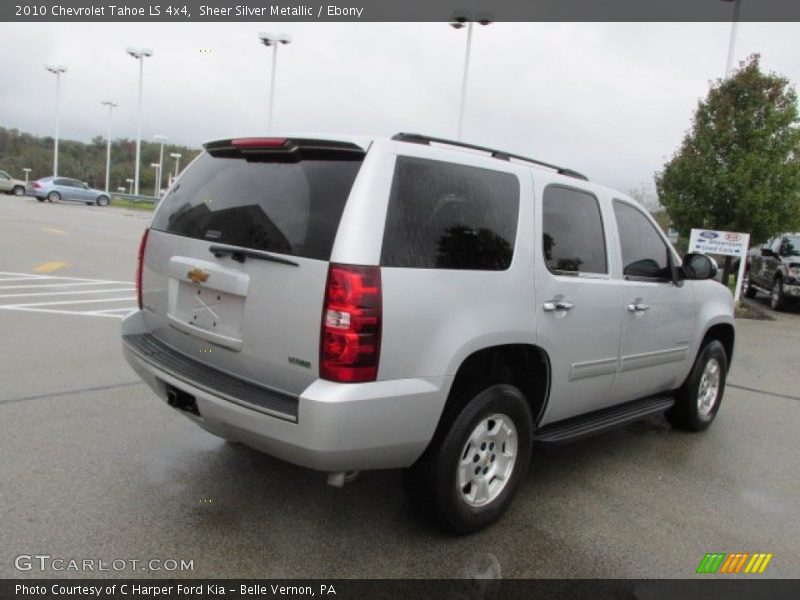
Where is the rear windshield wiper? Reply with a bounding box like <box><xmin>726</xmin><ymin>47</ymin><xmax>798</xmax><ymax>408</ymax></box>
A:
<box><xmin>209</xmin><ymin>245</ymin><xmax>299</xmax><ymax>267</ymax></box>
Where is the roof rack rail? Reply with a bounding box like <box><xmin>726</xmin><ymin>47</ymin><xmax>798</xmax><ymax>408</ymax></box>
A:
<box><xmin>391</xmin><ymin>132</ymin><xmax>588</xmax><ymax>181</ymax></box>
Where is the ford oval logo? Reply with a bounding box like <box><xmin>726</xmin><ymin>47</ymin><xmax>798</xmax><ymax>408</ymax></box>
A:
<box><xmin>699</xmin><ymin>231</ymin><xmax>719</xmax><ymax>239</ymax></box>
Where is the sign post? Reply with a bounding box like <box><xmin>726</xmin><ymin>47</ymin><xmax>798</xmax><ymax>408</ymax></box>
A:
<box><xmin>687</xmin><ymin>229</ymin><xmax>750</xmax><ymax>302</ymax></box>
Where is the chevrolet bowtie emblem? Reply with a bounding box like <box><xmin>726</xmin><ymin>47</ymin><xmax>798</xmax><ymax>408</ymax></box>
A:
<box><xmin>186</xmin><ymin>267</ymin><xmax>209</xmax><ymax>284</ymax></box>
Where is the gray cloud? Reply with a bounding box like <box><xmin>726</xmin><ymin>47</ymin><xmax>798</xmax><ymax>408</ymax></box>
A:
<box><xmin>1</xmin><ymin>22</ymin><xmax>799</xmax><ymax>193</ymax></box>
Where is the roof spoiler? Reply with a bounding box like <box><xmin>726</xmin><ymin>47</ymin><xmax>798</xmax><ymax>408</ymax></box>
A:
<box><xmin>204</xmin><ymin>138</ymin><xmax>365</xmax><ymax>162</ymax></box>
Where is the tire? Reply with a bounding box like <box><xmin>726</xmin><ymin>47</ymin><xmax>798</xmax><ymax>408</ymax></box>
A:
<box><xmin>36</xmin><ymin>197</ymin><xmax>45</xmax><ymax>203</ymax></box>
<box><xmin>12</xmin><ymin>185</ymin><xmax>24</xmax><ymax>196</ymax></box>
<box><xmin>403</xmin><ymin>383</ymin><xmax>533</xmax><ymax>534</ymax></box>
<box><xmin>666</xmin><ymin>340</ymin><xmax>727</xmax><ymax>432</ymax></box>
<box><xmin>96</xmin><ymin>195</ymin><xmax>109</xmax><ymax>207</ymax></box>
<box><xmin>742</xmin><ymin>273</ymin><xmax>757</xmax><ymax>299</ymax></box>
<box><xmin>770</xmin><ymin>278</ymin><xmax>786</xmax><ymax>311</ymax></box>
<box><xmin>47</xmin><ymin>191</ymin><xmax>60</xmax><ymax>203</ymax></box>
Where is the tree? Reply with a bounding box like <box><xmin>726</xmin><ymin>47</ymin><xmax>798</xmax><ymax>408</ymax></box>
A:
<box><xmin>656</xmin><ymin>54</ymin><xmax>800</xmax><ymax>284</ymax></box>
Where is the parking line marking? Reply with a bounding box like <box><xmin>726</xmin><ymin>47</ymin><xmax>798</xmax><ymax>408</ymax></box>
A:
<box><xmin>86</xmin><ymin>307</ymin><xmax>136</xmax><ymax>314</ymax></box>
<box><xmin>0</xmin><ymin>281</ymin><xmax>127</xmax><ymax>290</ymax></box>
<box><xmin>33</xmin><ymin>261</ymin><xmax>69</xmax><ymax>273</ymax></box>
<box><xmin>43</xmin><ymin>227</ymin><xmax>69</xmax><ymax>235</ymax></box>
<box><xmin>0</xmin><ymin>271</ymin><xmax>130</xmax><ymax>284</ymax></box>
<box><xmin>0</xmin><ymin>297</ymin><xmax>134</xmax><ymax>308</ymax></box>
<box><xmin>0</xmin><ymin>306</ymin><xmax>126</xmax><ymax>319</ymax></box>
<box><xmin>0</xmin><ymin>287</ymin><xmax>133</xmax><ymax>299</ymax></box>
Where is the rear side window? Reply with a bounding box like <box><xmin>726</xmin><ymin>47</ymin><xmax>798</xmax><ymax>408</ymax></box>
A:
<box><xmin>150</xmin><ymin>152</ymin><xmax>362</xmax><ymax>261</ymax></box>
<box><xmin>613</xmin><ymin>200</ymin><xmax>671</xmax><ymax>280</ymax></box>
<box><xmin>542</xmin><ymin>185</ymin><xmax>607</xmax><ymax>275</ymax></box>
<box><xmin>381</xmin><ymin>156</ymin><xmax>520</xmax><ymax>270</ymax></box>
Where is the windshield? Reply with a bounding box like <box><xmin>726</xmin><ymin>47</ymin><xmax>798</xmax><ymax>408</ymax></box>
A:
<box><xmin>785</xmin><ymin>236</ymin><xmax>800</xmax><ymax>256</ymax></box>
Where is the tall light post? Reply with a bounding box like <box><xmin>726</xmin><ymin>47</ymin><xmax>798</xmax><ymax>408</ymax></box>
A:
<box><xmin>125</xmin><ymin>178</ymin><xmax>134</xmax><ymax>195</ymax></box>
<box><xmin>150</xmin><ymin>163</ymin><xmax>160</xmax><ymax>197</ymax></box>
<box><xmin>23</xmin><ymin>168</ymin><xmax>31</xmax><ymax>184</ymax></box>
<box><xmin>153</xmin><ymin>134</ymin><xmax>167</xmax><ymax>196</ymax></box>
<box><xmin>126</xmin><ymin>47</ymin><xmax>154</xmax><ymax>196</ymax></box>
<box><xmin>257</xmin><ymin>32</ymin><xmax>292</xmax><ymax>131</ymax></box>
<box><xmin>450</xmin><ymin>13</ymin><xmax>491</xmax><ymax>140</ymax></box>
<box><xmin>45</xmin><ymin>65</ymin><xmax>67</xmax><ymax>176</ymax></box>
<box><xmin>101</xmin><ymin>100</ymin><xmax>118</xmax><ymax>193</ymax></box>
<box><xmin>722</xmin><ymin>0</ymin><xmax>743</xmax><ymax>77</ymax></box>
<box><xmin>170</xmin><ymin>152</ymin><xmax>182</xmax><ymax>180</ymax></box>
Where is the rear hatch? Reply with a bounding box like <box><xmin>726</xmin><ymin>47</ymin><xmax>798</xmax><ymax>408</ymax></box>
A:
<box><xmin>140</xmin><ymin>137</ymin><xmax>367</xmax><ymax>396</ymax></box>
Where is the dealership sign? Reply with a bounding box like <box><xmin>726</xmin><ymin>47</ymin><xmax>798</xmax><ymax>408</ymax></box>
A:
<box><xmin>688</xmin><ymin>229</ymin><xmax>750</xmax><ymax>302</ymax></box>
<box><xmin>688</xmin><ymin>229</ymin><xmax>750</xmax><ymax>258</ymax></box>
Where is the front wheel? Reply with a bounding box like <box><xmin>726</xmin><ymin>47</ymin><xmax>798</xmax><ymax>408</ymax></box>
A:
<box><xmin>96</xmin><ymin>195</ymin><xmax>109</xmax><ymax>207</ymax></box>
<box><xmin>666</xmin><ymin>340</ymin><xmax>727</xmax><ymax>431</ymax></box>
<box><xmin>770</xmin><ymin>278</ymin><xmax>786</xmax><ymax>311</ymax></box>
<box><xmin>403</xmin><ymin>383</ymin><xmax>533</xmax><ymax>534</ymax></box>
<box><xmin>13</xmin><ymin>185</ymin><xmax>25</xmax><ymax>196</ymax></box>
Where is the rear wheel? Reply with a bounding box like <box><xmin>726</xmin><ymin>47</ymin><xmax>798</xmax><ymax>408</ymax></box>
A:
<box><xmin>666</xmin><ymin>340</ymin><xmax>727</xmax><ymax>431</ymax></box>
<box><xmin>770</xmin><ymin>278</ymin><xmax>786</xmax><ymax>311</ymax></box>
<box><xmin>13</xmin><ymin>185</ymin><xmax>24</xmax><ymax>196</ymax></box>
<box><xmin>742</xmin><ymin>273</ymin><xmax>757</xmax><ymax>298</ymax></box>
<box><xmin>96</xmin><ymin>195</ymin><xmax>109</xmax><ymax>207</ymax></box>
<box><xmin>403</xmin><ymin>383</ymin><xmax>533</xmax><ymax>534</ymax></box>
<box><xmin>47</xmin><ymin>191</ymin><xmax>60</xmax><ymax>203</ymax></box>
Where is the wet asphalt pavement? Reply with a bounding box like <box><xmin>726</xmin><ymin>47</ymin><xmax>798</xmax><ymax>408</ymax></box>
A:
<box><xmin>1</xmin><ymin>197</ymin><xmax>799</xmax><ymax>579</ymax></box>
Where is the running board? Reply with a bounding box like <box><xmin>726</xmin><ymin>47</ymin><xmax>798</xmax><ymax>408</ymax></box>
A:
<box><xmin>534</xmin><ymin>395</ymin><xmax>675</xmax><ymax>444</ymax></box>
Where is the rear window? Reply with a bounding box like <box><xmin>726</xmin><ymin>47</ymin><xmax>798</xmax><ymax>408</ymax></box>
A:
<box><xmin>381</xmin><ymin>156</ymin><xmax>520</xmax><ymax>270</ymax></box>
<box><xmin>150</xmin><ymin>152</ymin><xmax>362</xmax><ymax>261</ymax></box>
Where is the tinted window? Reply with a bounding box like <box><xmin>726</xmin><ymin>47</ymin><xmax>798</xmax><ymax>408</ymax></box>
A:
<box><xmin>613</xmin><ymin>200</ymin><xmax>671</xmax><ymax>279</ymax></box>
<box><xmin>54</xmin><ymin>178</ymin><xmax>72</xmax><ymax>186</ymax></box>
<box><xmin>381</xmin><ymin>157</ymin><xmax>520</xmax><ymax>270</ymax></box>
<box><xmin>150</xmin><ymin>152</ymin><xmax>362</xmax><ymax>261</ymax></box>
<box><xmin>782</xmin><ymin>236</ymin><xmax>800</xmax><ymax>257</ymax></box>
<box><xmin>542</xmin><ymin>186</ymin><xmax>607</xmax><ymax>274</ymax></box>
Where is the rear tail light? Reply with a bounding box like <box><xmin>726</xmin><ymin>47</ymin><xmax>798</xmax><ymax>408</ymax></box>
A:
<box><xmin>32</xmin><ymin>182</ymin><xmax>41</xmax><ymax>189</ymax></box>
<box><xmin>231</xmin><ymin>138</ymin><xmax>288</xmax><ymax>148</ymax></box>
<box><xmin>320</xmin><ymin>264</ymin><xmax>382</xmax><ymax>383</ymax></box>
<box><xmin>135</xmin><ymin>228</ymin><xmax>150</xmax><ymax>309</ymax></box>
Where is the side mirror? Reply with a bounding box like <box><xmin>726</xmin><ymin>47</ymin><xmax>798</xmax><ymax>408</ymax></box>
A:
<box><xmin>761</xmin><ymin>247</ymin><xmax>774</xmax><ymax>258</ymax></box>
<box><xmin>682</xmin><ymin>253</ymin><xmax>718</xmax><ymax>280</ymax></box>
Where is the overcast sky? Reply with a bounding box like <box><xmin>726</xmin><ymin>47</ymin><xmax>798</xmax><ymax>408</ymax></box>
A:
<box><xmin>1</xmin><ymin>22</ymin><xmax>799</xmax><ymax>193</ymax></box>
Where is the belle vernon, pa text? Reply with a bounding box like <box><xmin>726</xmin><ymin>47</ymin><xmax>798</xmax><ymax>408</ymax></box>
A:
<box><xmin>16</xmin><ymin>584</ymin><xmax>338</xmax><ymax>597</ymax></box>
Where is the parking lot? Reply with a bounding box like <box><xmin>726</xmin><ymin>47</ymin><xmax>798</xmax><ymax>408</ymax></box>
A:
<box><xmin>1</xmin><ymin>195</ymin><xmax>799</xmax><ymax>579</ymax></box>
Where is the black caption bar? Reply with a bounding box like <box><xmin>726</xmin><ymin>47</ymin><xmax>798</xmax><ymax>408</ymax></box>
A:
<box><xmin>3</xmin><ymin>580</ymin><xmax>800</xmax><ymax>600</ymax></box>
<box><xmin>4</xmin><ymin>0</ymin><xmax>800</xmax><ymax>22</ymax></box>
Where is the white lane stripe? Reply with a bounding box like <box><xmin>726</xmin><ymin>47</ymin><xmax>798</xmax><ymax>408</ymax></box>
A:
<box><xmin>0</xmin><ymin>281</ymin><xmax>129</xmax><ymax>290</ymax></box>
<box><xmin>0</xmin><ymin>306</ymin><xmax>124</xmax><ymax>319</ymax></box>
<box><xmin>0</xmin><ymin>277</ymin><xmax>53</xmax><ymax>282</ymax></box>
<box><xmin>85</xmin><ymin>307</ymin><xmax>136</xmax><ymax>314</ymax></box>
<box><xmin>0</xmin><ymin>271</ymin><xmax>131</xmax><ymax>284</ymax></box>
<box><xmin>0</xmin><ymin>287</ymin><xmax>133</xmax><ymax>299</ymax></box>
<box><xmin>0</xmin><ymin>297</ymin><xmax>134</xmax><ymax>308</ymax></box>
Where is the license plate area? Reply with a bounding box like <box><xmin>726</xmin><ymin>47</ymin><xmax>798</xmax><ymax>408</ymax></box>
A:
<box><xmin>175</xmin><ymin>282</ymin><xmax>244</xmax><ymax>335</ymax></box>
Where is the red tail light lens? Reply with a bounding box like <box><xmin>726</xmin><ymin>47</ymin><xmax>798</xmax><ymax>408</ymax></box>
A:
<box><xmin>320</xmin><ymin>264</ymin><xmax>382</xmax><ymax>383</ymax></box>
<box><xmin>135</xmin><ymin>228</ymin><xmax>150</xmax><ymax>309</ymax></box>
<box><xmin>32</xmin><ymin>182</ymin><xmax>41</xmax><ymax>189</ymax></box>
<box><xmin>231</xmin><ymin>138</ymin><xmax>288</xmax><ymax>148</ymax></box>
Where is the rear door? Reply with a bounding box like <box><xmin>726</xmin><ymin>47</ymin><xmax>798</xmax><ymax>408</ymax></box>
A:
<box><xmin>535</xmin><ymin>183</ymin><xmax>623</xmax><ymax>423</ymax></box>
<box><xmin>140</xmin><ymin>138</ymin><xmax>367</xmax><ymax>396</ymax></box>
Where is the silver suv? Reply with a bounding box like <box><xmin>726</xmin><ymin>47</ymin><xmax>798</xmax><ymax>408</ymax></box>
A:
<box><xmin>122</xmin><ymin>133</ymin><xmax>734</xmax><ymax>533</ymax></box>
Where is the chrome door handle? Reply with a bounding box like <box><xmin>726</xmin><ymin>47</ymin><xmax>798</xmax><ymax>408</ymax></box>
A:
<box><xmin>543</xmin><ymin>300</ymin><xmax>575</xmax><ymax>312</ymax></box>
<box><xmin>627</xmin><ymin>303</ymin><xmax>650</xmax><ymax>312</ymax></box>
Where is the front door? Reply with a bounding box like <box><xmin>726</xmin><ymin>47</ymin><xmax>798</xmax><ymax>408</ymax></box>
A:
<box><xmin>610</xmin><ymin>200</ymin><xmax>695</xmax><ymax>402</ymax></box>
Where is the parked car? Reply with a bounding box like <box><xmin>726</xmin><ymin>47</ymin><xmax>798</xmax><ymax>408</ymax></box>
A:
<box><xmin>121</xmin><ymin>133</ymin><xmax>735</xmax><ymax>533</ymax></box>
<box><xmin>28</xmin><ymin>176</ymin><xmax>110</xmax><ymax>206</ymax></box>
<box><xmin>742</xmin><ymin>233</ymin><xmax>800</xmax><ymax>310</ymax></box>
<box><xmin>0</xmin><ymin>170</ymin><xmax>27</xmax><ymax>196</ymax></box>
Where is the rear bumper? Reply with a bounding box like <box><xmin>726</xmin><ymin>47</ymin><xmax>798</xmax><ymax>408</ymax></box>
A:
<box><xmin>121</xmin><ymin>310</ymin><xmax>449</xmax><ymax>472</ymax></box>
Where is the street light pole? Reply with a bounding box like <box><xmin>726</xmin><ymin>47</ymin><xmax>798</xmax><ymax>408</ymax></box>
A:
<box><xmin>23</xmin><ymin>168</ymin><xmax>31</xmax><ymax>184</ymax></box>
<box><xmin>258</xmin><ymin>33</ymin><xmax>292</xmax><ymax>131</ymax></box>
<box><xmin>450</xmin><ymin>14</ymin><xmax>491</xmax><ymax>140</ymax></box>
<box><xmin>101</xmin><ymin>101</ymin><xmax>118</xmax><ymax>193</ymax></box>
<box><xmin>150</xmin><ymin>163</ymin><xmax>160</xmax><ymax>198</ymax></box>
<box><xmin>126</xmin><ymin>47</ymin><xmax>154</xmax><ymax>196</ymax></box>
<box><xmin>170</xmin><ymin>153</ymin><xmax>182</xmax><ymax>179</ymax></box>
<box><xmin>45</xmin><ymin>65</ymin><xmax>67</xmax><ymax>176</ymax></box>
<box><xmin>723</xmin><ymin>0</ymin><xmax>742</xmax><ymax>77</ymax></box>
<box><xmin>153</xmin><ymin>134</ymin><xmax>167</xmax><ymax>196</ymax></box>
<box><xmin>125</xmin><ymin>178</ymin><xmax>134</xmax><ymax>195</ymax></box>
